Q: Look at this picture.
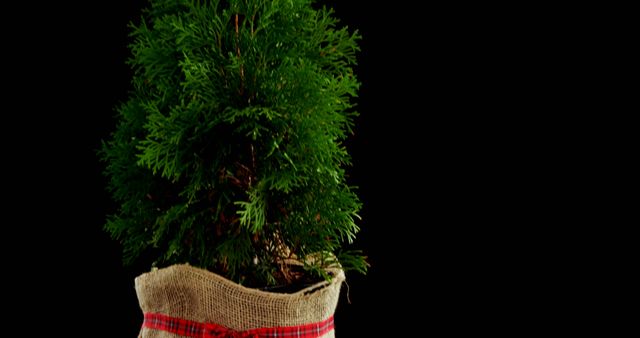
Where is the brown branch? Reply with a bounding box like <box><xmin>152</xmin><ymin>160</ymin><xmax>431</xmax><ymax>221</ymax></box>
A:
<box><xmin>250</xmin><ymin>144</ymin><xmax>256</xmax><ymax>187</ymax></box>
<box><xmin>235</xmin><ymin>14</ymin><xmax>245</xmax><ymax>96</ymax></box>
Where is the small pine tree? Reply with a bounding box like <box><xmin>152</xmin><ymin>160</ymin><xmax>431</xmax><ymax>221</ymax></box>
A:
<box><xmin>101</xmin><ymin>0</ymin><xmax>366</xmax><ymax>288</ymax></box>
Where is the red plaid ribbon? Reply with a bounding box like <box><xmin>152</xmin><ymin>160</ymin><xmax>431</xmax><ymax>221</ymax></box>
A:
<box><xmin>143</xmin><ymin>312</ymin><xmax>334</xmax><ymax>338</ymax></box>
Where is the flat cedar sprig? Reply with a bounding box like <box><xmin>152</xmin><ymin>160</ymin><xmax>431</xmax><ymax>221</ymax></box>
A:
<box><xmin>101</xmin><ymin>0</ymin><xmax>367</xmax><ymax>287</ymax></box>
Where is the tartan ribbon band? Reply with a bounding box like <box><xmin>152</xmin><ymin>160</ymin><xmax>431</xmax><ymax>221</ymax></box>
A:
<box><xmin>143</xmin><ymin>312</ymin><xmax>335</xmax><ymax>338</ymax></box>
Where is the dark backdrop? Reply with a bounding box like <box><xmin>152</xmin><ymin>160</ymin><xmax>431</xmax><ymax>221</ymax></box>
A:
<box><xmin>7</xmin><ymin>1</ymin><xmax>533</xmax><ymax>335</ymax></box>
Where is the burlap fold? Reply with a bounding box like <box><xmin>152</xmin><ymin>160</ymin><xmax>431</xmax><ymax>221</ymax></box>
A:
<box><xmin>135</xmin><ymin>264</ymin><xmax>344</xmax><ymax>338</ymax></box>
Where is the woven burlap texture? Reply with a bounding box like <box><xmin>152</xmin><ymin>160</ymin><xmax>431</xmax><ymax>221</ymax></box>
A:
<box><xmin>135</xmin><ymin>264</ymin><xmax>344</xmax><ymax>338</ymax></box>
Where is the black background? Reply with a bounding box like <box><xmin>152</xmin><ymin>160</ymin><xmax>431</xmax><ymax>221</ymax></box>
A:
<box><xmin>6</xmin><ymin>1</ymin><xmax>549</xmax><ymax>335</ymax></box>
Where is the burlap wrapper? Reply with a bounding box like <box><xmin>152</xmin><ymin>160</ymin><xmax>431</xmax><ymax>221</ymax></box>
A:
<box><xmin>135</xmin><ymin>264</ymin><xmax>344</xmax><ymax>338</ymax></box>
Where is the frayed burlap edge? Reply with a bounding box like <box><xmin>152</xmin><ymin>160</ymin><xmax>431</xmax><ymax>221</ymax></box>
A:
<box><xmin>135</xmin><ymin>264</ymin><xmax>344</xmax><ymax>337</ymax></box>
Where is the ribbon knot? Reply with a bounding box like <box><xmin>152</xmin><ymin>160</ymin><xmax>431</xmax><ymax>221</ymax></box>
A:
<box><xmin>205</xmin><ymin>324</ymin><xmax>260</xmax><ymax>338</ymax></box>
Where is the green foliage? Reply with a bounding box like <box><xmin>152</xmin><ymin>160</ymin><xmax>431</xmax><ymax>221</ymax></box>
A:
<box><xmin>101</xmin><ymin>0</ymin><xmax>367</xmax><ymax>287</ymax></box>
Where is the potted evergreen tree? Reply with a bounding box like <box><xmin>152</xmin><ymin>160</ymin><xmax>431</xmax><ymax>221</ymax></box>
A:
<box><xmin>101</xmin><ymin>0</ymin><xmax>366</xmax><ymax>336</ymax></box>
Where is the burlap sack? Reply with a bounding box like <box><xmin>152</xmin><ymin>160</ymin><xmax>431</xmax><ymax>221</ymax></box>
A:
<box><xmin>135</xmin><ymin>264</ymin><xmax>344</xmax><ymax>338</ymax></box>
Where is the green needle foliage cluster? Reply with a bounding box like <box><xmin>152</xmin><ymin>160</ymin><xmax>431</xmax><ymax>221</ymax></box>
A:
<box><xmin>101</xmin><ymin>0</ymin><xmax>367</xmax><ymax>288</ymax></box>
